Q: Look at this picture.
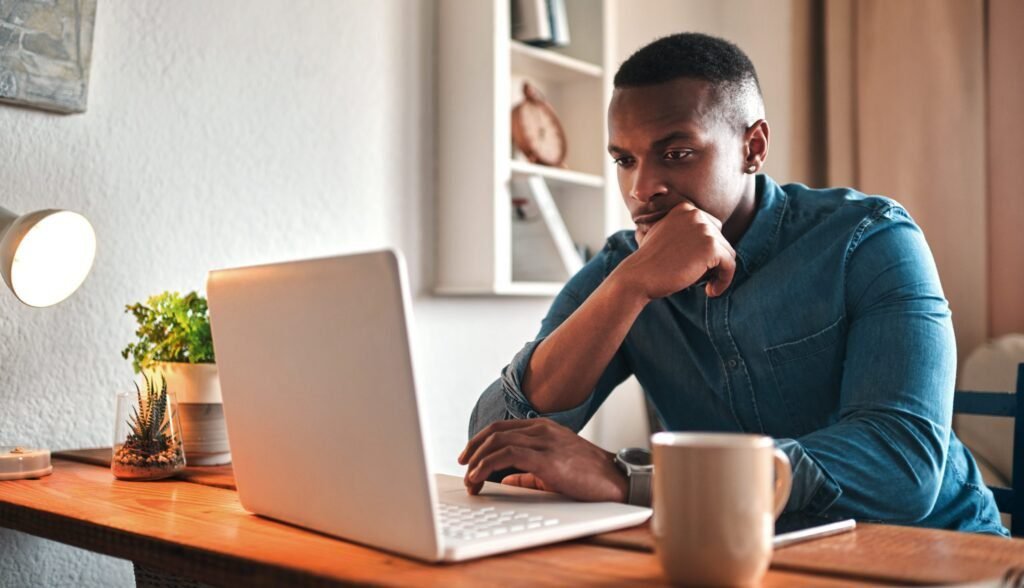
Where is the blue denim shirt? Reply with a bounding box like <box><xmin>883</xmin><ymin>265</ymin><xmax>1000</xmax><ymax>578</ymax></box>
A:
<box><xmin>470</xmin><ymin>175</ymin><xmax>1007</xmax><ymax>536</ymax></box>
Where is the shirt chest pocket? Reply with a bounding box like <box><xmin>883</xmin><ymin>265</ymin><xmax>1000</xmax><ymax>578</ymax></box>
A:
<box><xmin>765</xmin><ymin>317</ymin><xmax>846</xmax><ymax>436</ymax></box>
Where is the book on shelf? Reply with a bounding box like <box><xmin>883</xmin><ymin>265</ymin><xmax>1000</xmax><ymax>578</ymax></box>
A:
<box><xmin>547</xmin><ymin>0</ymin><xmax>570</xmax><ymax>47</ymax></box>
<box><xmin>510</xmin><ymin>0</ymin><xmax>570</xmax><ymax>48</ymax></box>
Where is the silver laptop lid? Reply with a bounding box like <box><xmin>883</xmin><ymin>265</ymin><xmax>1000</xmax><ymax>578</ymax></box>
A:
<box><xmin>207</xmin><ymin>249</ymin><xmax>442</xmax><ymax>561</ymax></box>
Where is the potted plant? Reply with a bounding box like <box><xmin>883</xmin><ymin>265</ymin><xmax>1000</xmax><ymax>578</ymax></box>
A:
<box><xmin>111</xmin><ymin>373</ymin><xmax>186</xmax><ymax>480</ymax></box>
<box><xmin>122</xmin><ymin>291</ymin><xmax>231</xmax><ymax>466</ymax></box>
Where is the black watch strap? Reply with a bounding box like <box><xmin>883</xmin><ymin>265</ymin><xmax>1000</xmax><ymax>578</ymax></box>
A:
<box><xmin>626</xmin><ymin>470</ymin><xmax>652</xmax><ymax>507</ymax></box>
<box><xmin>615</xmin><ymin>448</ymin><xmax>653</xmax><ymax>507</ymax></box>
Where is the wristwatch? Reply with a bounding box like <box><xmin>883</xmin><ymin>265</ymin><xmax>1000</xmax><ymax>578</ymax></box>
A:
<box><xmin>614</xmin><ymin>447</ymin><xmax>653</xmax><ymax>506</ymax></box>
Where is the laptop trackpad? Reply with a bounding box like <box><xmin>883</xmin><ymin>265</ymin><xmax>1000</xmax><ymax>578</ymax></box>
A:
<box><xmin>434</xmin><ymin>473</ymin><xmax>596</xmax><ymax>511</ymax></box>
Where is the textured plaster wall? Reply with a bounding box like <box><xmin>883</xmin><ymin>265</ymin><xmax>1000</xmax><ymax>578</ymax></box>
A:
<box><xmin>0</xmin><ymin>1</ymin><xmax>553</xmax><ymax>585</ymax></box>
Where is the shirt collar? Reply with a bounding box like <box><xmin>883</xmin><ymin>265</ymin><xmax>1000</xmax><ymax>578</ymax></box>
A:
<box><xmin>734</xmin><ymin>174</ymin><xmax>788</xmax><ymax>275</ymax></box>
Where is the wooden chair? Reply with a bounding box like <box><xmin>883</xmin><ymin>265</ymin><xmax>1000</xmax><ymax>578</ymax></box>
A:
<box><xmin>953</xmin><ymin>362</ymin><xmax>1024</xmax><ymax>536</ymax></box>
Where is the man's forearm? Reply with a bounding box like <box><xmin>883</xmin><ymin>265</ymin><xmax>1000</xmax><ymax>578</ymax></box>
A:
<box><xmin>522</xmin><ymin>269</ymin><xmax>649</xmax><ymax>413</ymax></box>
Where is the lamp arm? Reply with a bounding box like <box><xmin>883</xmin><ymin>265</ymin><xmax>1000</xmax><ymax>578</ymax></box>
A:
<box><xmin>0</xmin><ymin>207</ymin><xmax>17</xmax><ymax>236</ymax></box>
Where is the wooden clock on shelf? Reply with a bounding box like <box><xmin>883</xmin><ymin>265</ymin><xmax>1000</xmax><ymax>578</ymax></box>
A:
<box><xmin>511</xmin><ymin>81</ymin><xmax>568</xmax><ymax>167</ymax></box>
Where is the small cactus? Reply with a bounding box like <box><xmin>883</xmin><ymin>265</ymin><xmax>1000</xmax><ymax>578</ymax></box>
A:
<box><xmin>112</xmin><ymin>372</ymin><xmax>185</xmax><ymax>480</ymax></box>
<box><xmin>123</xmin><ymin>373</ymin><xmax>173</xmax><ymax>457</ymax></box>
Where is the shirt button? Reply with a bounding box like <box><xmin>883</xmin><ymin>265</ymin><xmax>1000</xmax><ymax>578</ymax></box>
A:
<box><xmin>726</xmin><ymin>358</ymin><xmax>739</xmax><ymax>369</ymax></box>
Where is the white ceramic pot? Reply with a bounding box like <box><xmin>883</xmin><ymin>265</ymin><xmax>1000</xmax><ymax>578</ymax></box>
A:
<box><xmin>145</xmin><ymin>362</ymin><xmax>231</xmax><ymax>466</ymax></box>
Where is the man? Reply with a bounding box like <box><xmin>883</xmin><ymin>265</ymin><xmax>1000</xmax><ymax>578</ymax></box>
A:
<box><xmin>459</xmin><ymin>33</ymin><xmax>1006</xmax><ymax>535</ymax></box>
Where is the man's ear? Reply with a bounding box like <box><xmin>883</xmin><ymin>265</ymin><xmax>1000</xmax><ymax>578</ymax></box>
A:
<box><xmin>742</xmin><ymin>119</ymin><xmax>770</xmax><ymax>174</ymax></box>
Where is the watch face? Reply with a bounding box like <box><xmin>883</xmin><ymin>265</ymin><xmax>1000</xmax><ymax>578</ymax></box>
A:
<box><xmin>620</xmin><ymin>448</ymin><xmax>652</xmax><ymax>467</ymax></box>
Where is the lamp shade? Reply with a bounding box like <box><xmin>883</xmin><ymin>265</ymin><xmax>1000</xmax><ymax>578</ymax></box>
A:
<box><xmin>0</xmin><ymin>206</ymin><xmax>96</xmax><ymax>307</ymax></box>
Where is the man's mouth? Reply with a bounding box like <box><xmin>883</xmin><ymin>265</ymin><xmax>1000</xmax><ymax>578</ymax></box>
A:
<box><xmin>632</xmin><ymin>210</ymin><xmax>668</xmax><ymax>226</ymax></box>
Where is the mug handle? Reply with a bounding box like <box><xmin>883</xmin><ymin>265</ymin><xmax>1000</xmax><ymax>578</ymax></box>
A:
<box><xmin>772</xmin><ymin>448</ymin><xmax>793</xmax><ymax>518</ymax></box>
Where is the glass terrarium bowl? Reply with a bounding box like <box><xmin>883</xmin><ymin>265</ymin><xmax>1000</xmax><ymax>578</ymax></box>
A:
<box><xmin>111</xmin><ymin>376</ymin><xmax>186</xmax><ymax>481</ymax></box>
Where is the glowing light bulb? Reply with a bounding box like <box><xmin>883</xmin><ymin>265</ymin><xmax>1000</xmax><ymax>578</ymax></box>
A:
<box><xmin>9</xmin><ymin>211</ymin><xmax>96</xmax><ymax>307</ymax></box>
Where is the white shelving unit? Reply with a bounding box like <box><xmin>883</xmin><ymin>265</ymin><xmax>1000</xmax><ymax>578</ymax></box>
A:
<box><xmin>509</xmin><ymin>160</ymin><xmax>604</xmax><ymax>189</ymax></box>
<box><xmin>436</xmin><ymin>0</ymin><xmax>624</xmax><ymax>296</ymax></box>
<box><xmin>509</xmin><ymin>40</ymin><xmax>604</xmax><ymax>81</ymax></box>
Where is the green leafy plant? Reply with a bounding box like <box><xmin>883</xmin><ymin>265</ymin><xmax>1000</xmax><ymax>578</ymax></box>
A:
<box><xmin>124</xmin><ymin>373</ymin><xmax>173</xmax><ymax>457</ymax></box>
<box><xmin>121</xmin><ymin>291</ymin><xmax>214</xmax><ymax>373</ymax></box>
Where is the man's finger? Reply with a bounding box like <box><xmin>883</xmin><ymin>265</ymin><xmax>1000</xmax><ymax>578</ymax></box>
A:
<box><xmin>670</xmin><ymin>198</ymin><xmax>721</xmax><ymax>230</ymax></box>
<box><xmin>460</xmin><ymin>420</ymin><xmax>545</xmax><ymax>467</ymax></box>
<box><xmin>467</xmin><ymin>446</ymin><xmax>542</xmax><ymax>485</ymax></box>
<box><xmin>501</xmin><ymin>472</ymin><xmax>546</xmax><ymax>491</ymax></box>
<box><xmin>464</xmin><ymin>431</ymin><xmax>547</xmax><ymax>474</ymax></box>
<box><xmin>706</xmin><ymin>244</ymin><xmax>738</xmax><ymax>297</ymax></box>
<box><xmin>465</xmin><ymin>476</ymin><xmax>485</xmax><ymax>495</ymax></box>
<box><xmin>700</xmin><ymin>208</ymin><xmax>723</xmax><ymax>230</ymax></box>
<box><xmin>459</xmin><ymin>418</ymin><xmax>542</xmax><ymax>464</ymax></box>
<box><xmin>711</xmin><ymin>228</ymin><xmax>736</xmax><ymax>257</ymax></box>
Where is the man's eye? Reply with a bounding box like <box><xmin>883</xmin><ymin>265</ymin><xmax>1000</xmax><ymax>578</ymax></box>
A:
<box><xmin>613</xmin><ymin>157</ymin><xmax>635</xmax><ymax>168</ymax></box>
<box><xmin>664</xmin><ymin>150</ymin><xmax>693</xmax><ymax>161</ymax></box>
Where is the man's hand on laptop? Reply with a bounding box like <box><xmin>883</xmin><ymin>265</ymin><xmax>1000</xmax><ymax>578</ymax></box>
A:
<box><xmin>458</xmin><ymin>418</ymin><xmax>628</xmax><ymax>502</ymax></box>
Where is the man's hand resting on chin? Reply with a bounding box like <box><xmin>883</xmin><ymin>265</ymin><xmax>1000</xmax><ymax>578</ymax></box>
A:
<box><xmin>458</xmin><ymin>418</ymin><xmax>628</xmax><ymax>503</ymax></box>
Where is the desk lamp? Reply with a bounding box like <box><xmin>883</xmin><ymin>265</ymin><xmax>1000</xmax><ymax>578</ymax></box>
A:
<box><xmin>0</xmin><ymin>206</ymin><xmax>96</xmax><ymax>480</ymax></box>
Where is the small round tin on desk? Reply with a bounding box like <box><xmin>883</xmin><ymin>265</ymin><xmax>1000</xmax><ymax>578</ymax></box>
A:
<box><xmin>0</xmin><ymin>446</ymin><xmax>52</xmax><ymax>480</ymax></box>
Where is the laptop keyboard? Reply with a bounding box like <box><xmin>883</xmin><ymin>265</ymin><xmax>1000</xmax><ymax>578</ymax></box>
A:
<box><xmin>439</xmin><ymin>503</ymin><xmax>560</xmax><ymax>541</ymax></box>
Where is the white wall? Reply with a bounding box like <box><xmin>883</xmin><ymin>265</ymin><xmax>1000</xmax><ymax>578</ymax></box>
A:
<box><xmin>0</xmin><ymin>1</ymin><xmax>553</xmax><ymax>585</ymax></box>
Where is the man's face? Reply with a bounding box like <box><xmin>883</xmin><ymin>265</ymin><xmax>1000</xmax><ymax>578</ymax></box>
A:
<box><xmin>608</xmin><ymin>78</ymin><xmax>750</xmax><ymax>244</ymax></box>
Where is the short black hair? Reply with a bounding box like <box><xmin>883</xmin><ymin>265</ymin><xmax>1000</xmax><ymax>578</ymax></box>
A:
<box><xmin>614</xmin><ymin>33</ymin><xmax>764</xmax><ymax>127</ymax></box>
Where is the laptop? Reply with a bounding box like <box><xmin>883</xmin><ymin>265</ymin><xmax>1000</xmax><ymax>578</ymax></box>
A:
<box><xmin>206</xmin><ymin>249</ymin><xmax>652</xmax><ymax>562</ymax></box>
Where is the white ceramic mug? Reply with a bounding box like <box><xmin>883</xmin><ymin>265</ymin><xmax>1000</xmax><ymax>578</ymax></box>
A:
<box><xmin>650</xmin><ymin>432</ymin><xmax>792</xmax><ymax>587</ymax></box>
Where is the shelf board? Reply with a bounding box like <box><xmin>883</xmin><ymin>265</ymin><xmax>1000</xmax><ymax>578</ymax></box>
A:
<box><xmin>434</xmin><ymin>281</ymin><xmax>563</xmax><ymax>297</ymax></box>
<box><xmin>499</xmin><ymin>281</ymin><xmax>564</xmax><ymax>296</ymax></box>
<box><xmin>509</xmin><ymin>160</ymin><xmax>605</xmax><ymax>189</ymax></box>
<box><xmin>510</xmin><ymin>40</ymin><xmax>603</xmax><ymax>83</ymax></box>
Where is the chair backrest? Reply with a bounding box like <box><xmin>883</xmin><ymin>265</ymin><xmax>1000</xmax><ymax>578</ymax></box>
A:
<box><xmin>953</xmin><ymin>362</ymin><xmax>1024</xmax><ymax>536</ymax></box>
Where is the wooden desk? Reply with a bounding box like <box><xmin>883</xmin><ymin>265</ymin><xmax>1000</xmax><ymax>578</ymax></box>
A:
<box><xmin>592</xmin><ymin>521</ymin><xmax>1024</xmax><ymax>586</ymax></box>
<box><xmin>0</xmin><ymin>456</ymin><xmax>1021</xmax><ymax>587</ymax></box>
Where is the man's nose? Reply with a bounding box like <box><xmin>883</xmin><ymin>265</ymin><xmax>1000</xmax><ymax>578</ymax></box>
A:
<box><xmin>629</xmin><ymin>160</ymin><xmax>668</xmax><ymax>203</ymax></box>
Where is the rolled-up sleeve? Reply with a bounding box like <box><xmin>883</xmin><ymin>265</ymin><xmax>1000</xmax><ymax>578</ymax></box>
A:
<box><xmin>776</xmin><ymin>210</ymin><xmax>956</xmax><ymax>522</ymax></box>
<box><xmin>469</xmin><ymin>247</ymin><xmax>633</xmax><ymax>439</ymax></box>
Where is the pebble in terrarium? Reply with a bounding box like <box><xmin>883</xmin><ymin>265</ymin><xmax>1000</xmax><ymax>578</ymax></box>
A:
<box><xmin>112</xmin><ymin>373</ymin><xmax>186</xmax><ymax>480</ymax></box>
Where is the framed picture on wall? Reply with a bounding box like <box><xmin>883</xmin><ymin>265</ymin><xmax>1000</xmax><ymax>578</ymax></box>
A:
<box><xmin>0</xmin><ymin>0</ymin><xmax>98</xmax><ymax>114</ymax></box>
